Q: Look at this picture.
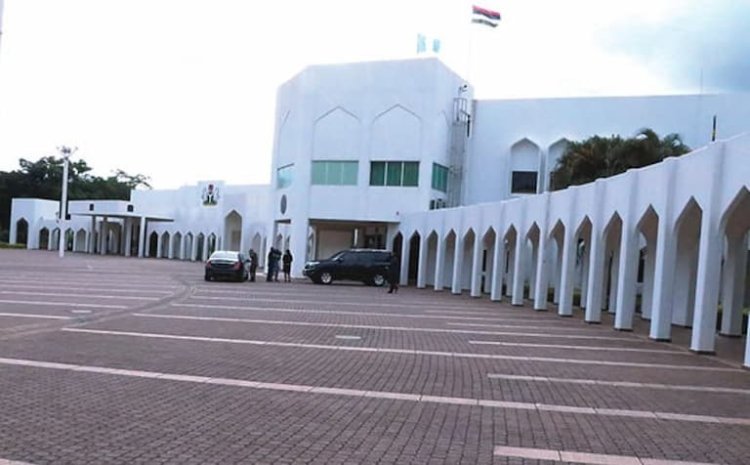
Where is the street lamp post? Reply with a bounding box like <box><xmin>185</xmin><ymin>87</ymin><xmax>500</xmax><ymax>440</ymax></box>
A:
<box><xmin>57</xmin><ymin>145</ymin><xmax>77</xmax><ymax>258</ymax></box>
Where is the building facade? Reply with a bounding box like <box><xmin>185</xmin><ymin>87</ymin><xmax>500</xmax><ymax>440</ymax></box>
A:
<box><xmin>8</xmin><ymin>58</ymin><xmax>750</xmax><ymax>365</ymax></box>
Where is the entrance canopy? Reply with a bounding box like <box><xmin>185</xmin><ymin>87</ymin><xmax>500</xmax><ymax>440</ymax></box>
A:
<box><xmin>68</xmin><ymin>200</ymin><xmax>173</xmax><ymax>222</ymax></box>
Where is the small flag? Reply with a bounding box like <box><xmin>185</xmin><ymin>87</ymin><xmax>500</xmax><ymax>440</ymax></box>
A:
<box><xmin>417</xmin><ymin>34</ymin><xmax>427</xmax><ymax>54</ymax></box>
<box><xmin>472</xmin><ymin>5</ymin><xmax>501</xmax><ymax>28</ymax></box>
<box><xmin>432</xmin><ymin>38</ymin><xmax>441</xmax><ymax>54</ymax></box>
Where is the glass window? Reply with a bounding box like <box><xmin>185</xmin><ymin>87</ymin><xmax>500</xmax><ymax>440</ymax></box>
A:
<box><xmin>402</xmin><ymin>162</ymin><xmax>419</xmax><ymax>187</ymax></box>
<box><xmin>277</xmin><ymin>164</ymin><xmax>293</xmax><ymax>189</ymax></box>
<box><xmin>511</xmin><ymin>171</ymin><xmax>538</xmax><ymax>194</ymax></box>
<box><xmin>311</xmin><ymin>161</ymin><xmax>358</xmax><ymax>186</ymax></box>
<box><xmin>370</xmin><ymin>162</ymin><xmax>385</xmax><ymax>186</ymax></box>
<box><xmin>371</xmin><ymin>161</ymin><xmax>419</xmax><ymax>187</ymax></box>
<box><xmin>431</xmin><ymin>163</ymin><xmax>448</xmax><ymax>192</ymax></box>
<box><xmin>386</xmin><ymin>162</ymin><xmax>402</xmax><ymax>186</ymax></box>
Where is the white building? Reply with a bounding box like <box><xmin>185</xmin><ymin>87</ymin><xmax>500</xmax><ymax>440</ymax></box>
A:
<box><xmin>8</xmin><ymin>58</ymin><xmax>750</xmax><ymax>365</ymax></box>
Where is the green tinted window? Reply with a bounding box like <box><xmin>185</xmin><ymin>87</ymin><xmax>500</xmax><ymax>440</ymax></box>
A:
<box><xmin>311</xmin><ymin>161</ymin><xmax>358</xmax><ymax>186</ymax></box>
<box><xmin>402</xmin><ymin>162</ymin><xmax>419</xmax><ymax>187</ymax></box>
<box><xmin>370</xmin><ymin>162</ymin><xmax>385</xmax><ymax>186</ymax></box>
<box><xmin>431</xmin><ymin>163</ymin><xmax>448</xmax><ymax>192</ymax></box>
<box><xmin>277</xmin><ymin>164</ymin><xmax>293</xmax><ymax>189</ymax></box>
<box><xmin>386</xmin><ymin>162</ymin><xmax>402</xmax><ymax>186</ymax></box>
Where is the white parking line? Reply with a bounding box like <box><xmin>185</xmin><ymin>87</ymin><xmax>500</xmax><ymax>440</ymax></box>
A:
<box><xmin>488</xmin><ymin>373</ymin><xmax>750</xmax><ymax>395</ymax></box>
<box><xmin>172</xmin><ymin>302</ymin><xmax>640</xmax><ymax>328</ymax></box>
<box><xmin>493</xmin><ymin>446</ymin><xmax>717</xmax><ymax>465</ymax></box>
<box><xmin>133</xmin><ymin>313</ymin><xmax>636</xmax><ymax>342</ymax></box>
<box><xmin>0</xmin><ymin>312</ymin><xmax>72</xmax><ymax>320</ymax></box>
<box><xmin>189</xmin><ymin>294</ymin><xmax>497</xmax><ymax>312</ymax></box>
<box><xmin>0</xmin><ymin>291</ymin><xmax>159</xmax><ymax>301</ymax></box>
<box><xmin>0</xmin><ymin>279</ymin><xmax>180</xmax><ymax>291</ymax></box>
<box><xmin>0</xmin><ymin>300</ymin><xmax>126</xmax><ymax>309</ymax></box>
<box><xmin>0</xmin><ymin>356</ymin><xmax>746</xmax><ymax>428</ymax></box>
<box><xmin>0</xmin><ymin>283</ymin><xmax>173</xmax><ymax>295</ymax></box>
<box><xmin>470</xmin><ymin>340</ymin><xmax>684</xmax><ymax>354</ymax></box>
<box><xmin>60</xmin><ymin>327</ymin><xmax>739</xmax><ymax>372</ymax></box>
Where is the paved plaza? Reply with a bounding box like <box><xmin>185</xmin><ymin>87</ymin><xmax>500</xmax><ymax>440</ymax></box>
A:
<box><xmin>0</xmin><ymin>250</ymin><xmax>748</xmax><ymax>465</ymax></box>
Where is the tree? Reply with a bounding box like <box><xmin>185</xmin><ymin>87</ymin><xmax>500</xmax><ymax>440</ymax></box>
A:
<box><xmin>551</xmin><ymin>129</ymin><xmax>690</xmax><ymax>190</ymax></box>
<box><xmin>0</xmin><ymin>156</ymin><xmax>151</xmax><ymax>242</ymax></box>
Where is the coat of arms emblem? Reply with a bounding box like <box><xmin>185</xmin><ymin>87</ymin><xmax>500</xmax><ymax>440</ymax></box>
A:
<box><xmin>201</xmin><ymin>183</ymin><xmax>220</xmax><ymax>206</ymax></box>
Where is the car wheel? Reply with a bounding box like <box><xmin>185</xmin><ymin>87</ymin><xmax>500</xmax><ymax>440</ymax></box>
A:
<box><xmin>371</xmin><ymin>273</ymin><xmax>386</xmax><ymax>287</ymax></box>
<box><xmin>319</xmin><ymin>271</ymin><xmax>333</xmax><ymax>285</ymax></box>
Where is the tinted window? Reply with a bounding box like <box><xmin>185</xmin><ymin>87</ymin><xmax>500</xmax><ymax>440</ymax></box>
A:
<box><xmin>209</xmin><ymin>251</ymin><xmax>239</xmax><ymax>260</ymax></box>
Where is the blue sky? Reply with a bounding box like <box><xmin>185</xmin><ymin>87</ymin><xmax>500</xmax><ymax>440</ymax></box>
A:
<box><xmin>0</xmin><ymin>0</ymin><xmax>746</xmax><ymax>188</ymax></box>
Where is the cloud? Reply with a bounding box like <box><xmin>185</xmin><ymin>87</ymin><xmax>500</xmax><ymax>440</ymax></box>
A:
<box><xmin>601</xmin><ymin>1</ymin><xmax>750</xmax><ymax>93</ymax></box>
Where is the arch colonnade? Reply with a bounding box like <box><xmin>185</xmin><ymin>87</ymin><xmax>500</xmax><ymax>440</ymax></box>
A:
<box><xmin>394</xmin><ymin>134</ymin><xmax>750</xmax><ymax>367</ymax></box>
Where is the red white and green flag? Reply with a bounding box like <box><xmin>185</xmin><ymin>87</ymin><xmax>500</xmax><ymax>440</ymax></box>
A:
<box><xmin>472</xmin><ymin>5</ymin><xmax>501</xmax><ymax>28</ymax></box>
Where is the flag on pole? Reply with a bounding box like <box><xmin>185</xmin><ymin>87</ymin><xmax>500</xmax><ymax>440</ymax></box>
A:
<box><xmin>711</xmin><ymin>115</ymin><xmax>717</xmax><ymax>142</ymax></box>
<box><xmin>471</xmin><ymin>5</ymin><xmax>501</xmax><ymax>28</ymax></box>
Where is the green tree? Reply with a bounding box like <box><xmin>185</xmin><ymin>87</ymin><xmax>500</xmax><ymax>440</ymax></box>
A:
<box><xmin>0</xmin><ymin>156</ymin><xmax>151</xmax><ymax>241</ymax></box>
<box><xmin>551</xmin><ymin>129</ymin><xmax>690</xmax><ymax>190</ymax></box>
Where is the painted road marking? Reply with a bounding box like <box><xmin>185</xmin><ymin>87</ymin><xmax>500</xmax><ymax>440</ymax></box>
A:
<box><xmin>493</xmin><ymin>445</ymin><xmax>718</xmax><ymax>465</ymax></box>
<box><xmin>171</xmin><ymin>303</ymin><xmax>642</xmax><ymax>334</ymax></box>
<box><xmin>0</xmin><ymin>283</ymin><xmax>173</xmax><ymax>294</ymax></box>
<box><xmin>134</xmin><ymin>313</ymin><xmax>637</xmax><ymax>342</ymax></box>
<box><xmin>470</xmin><ymin>340</ymin><xmax>684</xmax><ymax>354</ymax></box>
<box><xmin>335</xmin><ymin>335</ymin><xmax>362</xmax><ymax>340</ymax></box>
<box><xmin>61</xmin><ymin>328</ymin><xmax>739</xmax><ymax>372</ymax></box>
<box><xmin>488</xmin><ymin>373</ymin><xmax>750</xmax><ymax>395</ymax></box>
<box><xmin>0</xmin><ymin>312</ymin><xmax>72</xmax><ymax>320</ymax></box>
<box><xmin>0</xmin><ymin>300</ymin><xmax>126</xmax><ymax>309</ymax></box>
<box><xmin>0</xmin><ymin>291</ymin><xmax>159</xmax><ymax>301</ymax></box>
<box><xmin>0</xmin><ymin>356</ymin><xmax>746</xmax><ymax>428</ymax></box>
<box><xmin>71</xmin><ymin>310</ymin><xmax>92</xmax><ymax>314</ymax></box>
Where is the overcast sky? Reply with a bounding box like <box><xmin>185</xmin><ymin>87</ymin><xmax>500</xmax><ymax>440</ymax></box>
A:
<box><xmin>0</xmin><ymin>0</ymin><xmax>747</xmax><ymax>189</ymax></box>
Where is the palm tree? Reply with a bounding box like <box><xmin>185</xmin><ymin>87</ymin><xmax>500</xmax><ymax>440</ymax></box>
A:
<box><xmin>551</xmin><ymin>129</ymin><xmax>690</xmax><ymax>190</ymax></box>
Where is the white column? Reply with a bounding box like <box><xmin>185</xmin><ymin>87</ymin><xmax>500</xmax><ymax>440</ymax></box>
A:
<box><xmin>289</xmin><ymin>218</ymin><xmax>309</xmax><ymax>278</ymax></box>
<box><xmin>614</xmin><ymin>225</ymin><xmax>640</xmax><ymax>331</ymax></box>
<box><xmin>470</xmin><ymin>237</ymin><xmax>483</xmax><ymax>297</ymax></box>
<box><xmin>191</xmin><ymin>235</ymin><xmax>198</xmax><ymax>262</ymax></box>
<box><xmin>451</xmin><ymin>235</ymin><xmax>464</xmax><ymax>295</ymax></box>
<box><xmin>533</xmin><ymin>235</ymin><xmax>549</xmax><ymax>311</ymax></box>
<box><xmin>505</xmin><ymin>246</ymin><xmax>514</xmax><ymax>298</ymax></box>
<box><xmin>552</xmin><ymin>245</ymin><xmax>562</xmax><ymax>304</ymax></box>
<box><xmin>416</xmin><ymin>234</ymin><xmax>428</xmax><ymax>289</ymax></box>
<box><xmin>584</xmin><ymin>229</ymin><xmax>605</xmax><ymax>323</ymax></box>
<box><xmin>400</xmin><ymin>237</ymin><xmax>411</xmax><ymax>286</ymax></box>
<box><xmin>156</xmin><ymin>234</ymin><xmax>163</xmax><ymax>258</ymax></box>
<box><xmin>137</xmin><ymin>217</ymin><xmax>147</xmax><ymax>258</ymax></box>
<box><xmin>48</xmin><ymin>231</ymin><xmax>56</xmax><ymax>251</ymax></box>
<box><xmin>168</xmin><ymin>235</ymin><xmax>175</xmax><ymax>259</ymax></box>
<box><xmin>433</xmin><ymin>235</ymin><xmax>445</xmax><ymax>291</ymax></box>
<box><xmin>745</xmin><ymin>319</ymin><xmax>750</xmax><ymax>368</ymax></box>
<box><xmin>202</xmin><ymin>234</ymin><xmax>209</xmax><ymax>261</ymax></box>
<box><xmin>557</xmin><ymin>229</ymin><xmax>577</xmax><ymax>316</ymax></box>
<box><xmin>690</xmin><ymin>216</ymin><xmax>723</xmax><ymax>353</ymax></box>
<box><xmin>490</xmin><ymin>234</ymin><xmax>504</xmax><ymax>301</ymax></box>
<box><xmin>124</xmin><ymin>219</ymin><xmax>132</xmax><ymax>257</ymax></box>
<box><xmin>649</xmin><ymin>224</ymin><xmax>676</xmax><ymax>341</ymax></box>
<box><xmin>720</xmin><ymin>234</ymin><xmax>748</xmax><ymax>336</ymax></box>
<box><xmin>511</xmin><ymin>236</ymin><xmax>525</xmax><ymax>306</ymax></box>
<box><xmin>580</xmin><ymin>240</ymin><xmax>590</xmax><ymax>309</ymax></box>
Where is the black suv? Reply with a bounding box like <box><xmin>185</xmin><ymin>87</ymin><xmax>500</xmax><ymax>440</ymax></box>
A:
<box><xmin>303</xmin><ymin>249</ymin><xmax>392</xmax><ymax>286</ymax></box>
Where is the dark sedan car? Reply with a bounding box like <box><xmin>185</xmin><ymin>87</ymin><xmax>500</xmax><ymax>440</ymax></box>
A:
<box><xmin>303</xmin><ymin>249</ymin><xmax>392</xmax><ymax>286</ymax></box>
<box><xmin>204</xmin><ymin>251</ymin><xmax>249</xmax><ymax>282</ymax></box>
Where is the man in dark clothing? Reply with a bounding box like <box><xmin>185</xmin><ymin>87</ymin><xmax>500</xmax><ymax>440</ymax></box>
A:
<box><xmin>387</xmin><ymin>253</ymin><xmax>400</xmax><ymax>294</ymax></box>
<box><xmin>248</xmin><ymin>249</ymin><xmax>258</xmax><ymax>282</ymax></box>
<box><xmin>272</xmin><ymin>248</ymin><xmax>283</xmax><ymax>282</ymax></box>
<box><xmin>266</xmin><ymin>248</ymin><xmax>275</xmax><ymax>282</ymax></box>
<box><xmin>282</xmin><ymin>249</ymin><xmax>293</xmax><ymax>282</ymax></box>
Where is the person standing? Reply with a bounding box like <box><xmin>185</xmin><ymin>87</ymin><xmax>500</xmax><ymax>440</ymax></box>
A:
<box><xmin>248</xmin><ymin>249</ymin><xmax>258</xmax><ymax>282</ymax></box>
<box><xmin>266</xmin><ymin>248</ymin><xmax>275</xmax><ymax>282</ymax></box>
<box><xmin>272</xmin><ymin>247</ymin><xmax>283</xmax><ymax>282</ymax></box>
<box><xmin>387</xmin><ymin>253</ymin><xmax>400</xmax><ymax>294</ymax></box>
<box><xmin>282</xmin><ymin>249</ymin><xmax>293</xmax><ymax>282</ymax></box>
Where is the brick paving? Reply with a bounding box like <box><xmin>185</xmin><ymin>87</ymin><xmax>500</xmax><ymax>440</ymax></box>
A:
<box><xmin>0</xmin><ymin>249</ymin><xmax>748</xmax><ymax>464</ymax></box>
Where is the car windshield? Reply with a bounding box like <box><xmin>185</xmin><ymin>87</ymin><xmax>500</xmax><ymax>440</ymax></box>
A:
<box><xmin>328</xmin><ymin>251</ymin><xmax>346</xmax><ymax>261</ymax></box>
<box><xmin>209</xmin><ymin>251</ymin><xmax>238</xmax><ymax>261</ymax></box>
